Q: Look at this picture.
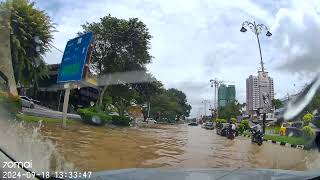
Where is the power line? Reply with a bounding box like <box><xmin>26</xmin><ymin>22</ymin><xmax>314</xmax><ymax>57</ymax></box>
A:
<box><xmin>50</xmin><ymin>43</ymin><xmax>64</xmax><ymax>53</ymax></box>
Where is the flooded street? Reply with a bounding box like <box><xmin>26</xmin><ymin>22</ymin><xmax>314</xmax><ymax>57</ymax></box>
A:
<box><xmin>39</xmin><ymin>123</ymin><xmax>320</xmax><ymax>172</ymax></box>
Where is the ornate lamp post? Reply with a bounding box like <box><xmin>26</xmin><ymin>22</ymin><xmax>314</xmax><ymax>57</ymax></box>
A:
<box><xmin>240</xmin><ymin>21</ymin><xmax>272</xmax><ymax>134</ymax></box>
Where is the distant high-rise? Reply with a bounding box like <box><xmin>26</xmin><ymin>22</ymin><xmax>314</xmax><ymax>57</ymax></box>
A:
<box><xmin>246</xmin><ymin>71</ymin><xmax>274</xmax><ymax>114</ymax></box>
<box><xmin>218</xmin><ymin>84</ymin><xmax>236</xmax><ymax>107</ymax></box>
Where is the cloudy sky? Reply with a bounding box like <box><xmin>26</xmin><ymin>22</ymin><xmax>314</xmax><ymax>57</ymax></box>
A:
<box><xmin>34</xmin><ymin>0</ymin><xmax>320</xmax><ymax>117</ymax></box>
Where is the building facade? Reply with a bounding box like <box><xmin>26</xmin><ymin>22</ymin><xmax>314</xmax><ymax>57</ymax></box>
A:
<box><xmin>246</xmin><ymin>71</ymin><xmax>274</xmax><ymax>114</ymax></box>
<box><xmin>218</xmin><ymin>84</ymin><xmax>236</xmax><ymax>107</ymax></box>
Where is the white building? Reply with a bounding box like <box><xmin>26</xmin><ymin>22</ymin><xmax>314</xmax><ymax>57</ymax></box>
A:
<box><xmin>246</xmin><ymin>71</ymin><xmax>274</xmax><ymax>115</ymax></box>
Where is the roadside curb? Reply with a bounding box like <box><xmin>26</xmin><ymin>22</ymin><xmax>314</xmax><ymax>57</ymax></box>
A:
<box><xmin>241</xmin><ymin>134</ymin><xmax>306</xmax><ymax>150</ymax></box>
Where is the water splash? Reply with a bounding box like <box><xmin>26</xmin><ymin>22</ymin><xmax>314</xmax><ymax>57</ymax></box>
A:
<box><xmin>0</xmin><ymin>112</ymin><xmax>75</xmax><ymax>174</ymax></box>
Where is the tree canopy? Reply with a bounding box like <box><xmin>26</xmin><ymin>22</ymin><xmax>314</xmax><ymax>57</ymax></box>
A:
<box><xmin>218</xmin><ymin>101</ymin><xmax>241</xmax><ymax>120</ymax></box>
<box><xmin>1</xmin><ymin>0</ymin><xmax>55</xmax><ymax>86</ymax></box>
<box><xmin>80</xmin><ymin>15</ymin><xmax>152</xmax><ymax>74</ymax></box>
<box><xmin>272</xmin><ymin>98</ymin><xmax>283</xmax><ymax>110</ymax></box>
<box><xmin>149</xmin><ymin>88</ymin><xmax>191</xmax><ymax>120</ymax></box>
<box><xmin>80</xmin><ymin>15</ymin><xmax>153</xmax><ymax>107</ymax></box>
<box><xmin>80</xmin><ymin>14</ymin><xmax>191</xmax><ymax>119</ymax></box>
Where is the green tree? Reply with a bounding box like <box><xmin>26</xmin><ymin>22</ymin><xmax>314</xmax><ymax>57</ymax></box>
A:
<box><xmin>272</xmin><ymin>99</ymin><xmax>283</xmax><ymax>109</ymax></box>
<box><xmin>133</xmin><ymin>79</ymin><xmax>163</xmax><ymax>119</ymax></box>
<box><xmin>1</xmin><ymin>0</ymin><xmax>55</xmax><ymax>87</ymax></box>
<box><xmin>167</xmin><ymin>88</ymin><xmax>191</xmax><ymax>119</ymax></box>
<box><xmin>106</xmin><ymin>84</ymin><xmax>138</xmax><ymax>116</ymax></box>
<box><xmin>147</xmin><ymin>88</ymin><xmax>191</xmax><ymax>120</ymax></box>
<box><xmin>303</xmin><ymin>113</ymin><xmax>314</xmax><ymax>126</ymax></box>
<box><xmin>149</xmin><ymin>90</ymin><xmax>182</xmax><ymax>120</ymax></box>
<box><xmin>80</xmin><ymin>15</ymin><xmax>152</xmax><ymax>107</ymax></box>
<box><xmin>218</xmin><ymin>101</ymin><xmax>241</xmax><ymax>120</ymax></box>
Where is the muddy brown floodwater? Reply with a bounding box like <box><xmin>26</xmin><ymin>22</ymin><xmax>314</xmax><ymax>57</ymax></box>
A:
<box><xmin>40</xmin><ymin>122</ymin><xmax>320</xmax><ymax>172</ymax></box>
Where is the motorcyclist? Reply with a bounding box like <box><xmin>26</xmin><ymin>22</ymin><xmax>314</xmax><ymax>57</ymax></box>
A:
<box><xmin>251</xmin><ymin>123</ymin><xmax>263</xmax><ymax>145</ymax></box>
<box><xmin>251</xmin><ymin>123</ymin><xmax>262</xmax><ymax>134</ymax></box>
<box><xmin>227</xmin><ymin>121</ymin><xmax>236</xmax><ymax>139</ymax></box>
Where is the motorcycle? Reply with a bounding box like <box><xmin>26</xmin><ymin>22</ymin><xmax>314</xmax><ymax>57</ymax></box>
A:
<box><xmin>250</xmin><ymin>128</ymin><xmax>263</xmax><ymax>146</ymax></box>
<box><xmin>227</xmin><ymin>124</ymin><xmax>236</xmax><ymax>140</ymax></box>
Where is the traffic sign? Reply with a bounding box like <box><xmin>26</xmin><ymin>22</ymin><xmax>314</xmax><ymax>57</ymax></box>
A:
<box><xmin>57</xmin><ymin>32</ymin><xmax>93</xmax><ymax>83</ymax></box>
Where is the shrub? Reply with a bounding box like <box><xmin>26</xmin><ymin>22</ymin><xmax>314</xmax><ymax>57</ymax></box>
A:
<box><xmin>0</xmin><ymin>91</ymin><xmax>21</xmax><ymax>116</ymax></box>
<box><xmin>237</xmin><ymin>123</ymin><xmax>245</xmax><ymax>134</ymax></box>
<box><xmin>77</xmin><ymin>108</ymin><xmax>112</xmax><ymax>124</ymax></box>
<box><xmin>302</xmin><ymin>126</ymin><xmax>315</xmax><ymax>139</ymax></box>
<box><xmin>111</xmin><ymin>115</ymin><xmax>131</xmax><ymax>126</ymax></box>
<box><xmin>240</xmin><ymin>119</ymin><xmax>250</xmax><ymax>130</ymax></box>
<box><xmin>219</xmin><ymin>119</ymin><xmax>227</xmax><ymax>123</ymax></box>
<box><xmin>303</xmin><ymin>113</ymin><xmax>313</xmax><ymax>126</ymax></box>
<box><xmin>230</xmin><ymin>117</ymin><xmax>237</xmax><ymax>124</ymax></box>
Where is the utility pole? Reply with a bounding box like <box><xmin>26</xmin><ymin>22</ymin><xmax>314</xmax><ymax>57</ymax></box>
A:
<box><xmin>210</xmin><ymin>79</ymin><xmax>220</xmax><ymax>120</ymax></box>
<box><xmin>210</xmin><ymin>79</ymin><xmax>233</xmax><ymax>120</ymax></box>
<box><xmin>202</xmin><ymin>100</ymin><xmax>209</xmax><ymax>119</ymax></box>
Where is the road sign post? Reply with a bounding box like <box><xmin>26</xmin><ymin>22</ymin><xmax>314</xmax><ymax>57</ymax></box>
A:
<box><xmin>62</xmin><ymin>83</ymin><xmax>71</xmax><ymax>128</ymax></box>
<box><xmin>57</xmin><ymin>32</ymin><xmax>94</xmax><ymax>128</ymax></box>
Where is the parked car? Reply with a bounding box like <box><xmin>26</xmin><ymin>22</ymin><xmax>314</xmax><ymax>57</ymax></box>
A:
<box><xmin>19</xmin><ymin>96</ymin><xmax>35</xmax><ymax>108</ymax></box>
<box><xmin>204</xmin><ymin>122</ymin><xmax>214</xmax><ymax>130</ymax></box>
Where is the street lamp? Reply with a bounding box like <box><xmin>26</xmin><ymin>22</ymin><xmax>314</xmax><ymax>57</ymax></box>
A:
<box><xmin>240</xmin><ymin>21</ymin><xmax>272</xmax><ymax>134</ymax></box>
<box><xmin>240</xmin><ymin>21</ymin><xmax>272</xmax><ymax>72</ymax></box>
<box><xmin>202</xmin><ymin>100</ymin><xmax>209</xmax><ymax>120</ymax></box>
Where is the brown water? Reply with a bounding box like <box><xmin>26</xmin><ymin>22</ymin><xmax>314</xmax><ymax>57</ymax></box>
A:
<box><xmin>37</xmin><ymin>122</ymin><xmax>320</xmax><ymax>172</ymax></box>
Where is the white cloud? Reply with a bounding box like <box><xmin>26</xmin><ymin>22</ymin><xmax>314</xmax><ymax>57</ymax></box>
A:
<box><xmin>34</xmin><ymin>0</ymin><xmax>320</xmax><ymax>117</ymax></box>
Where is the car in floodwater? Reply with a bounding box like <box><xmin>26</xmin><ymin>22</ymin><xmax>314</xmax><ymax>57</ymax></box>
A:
<box><xmin>204</xmin><ymin>122</ymin><xmax>214</xmax><ymax>130</ymax></box>
<box><xmin>188</xmin><ymin>122</ymin><xmax>198</xmax><ymax>126</ymax></box>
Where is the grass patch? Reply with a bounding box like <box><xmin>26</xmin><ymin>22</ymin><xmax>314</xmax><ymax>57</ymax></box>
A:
<box><xmin>266</xmin><ymin>125</ymin><xmax>280</xmax><ymax>134</ymax></box>
<box><xmin>16</xmin><ymin>114</ymin><xmax>76</xmax><ymax>124</ymax></box>
<box><xmin>264</xmin><ymin>134</ymin><xmax>306</xmax><ymax>145</ymax></box>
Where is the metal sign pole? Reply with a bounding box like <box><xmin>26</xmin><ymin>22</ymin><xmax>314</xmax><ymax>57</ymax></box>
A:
<box><xmin>262</xmin><ymin>113</ymin><xmax>266</xmax><ymax>134</ymax></box>
<box><xmin>62</xmin><ymin>83</ymin><xmax>71</xmax><ymax>128</ymax></box>
<box><xmin>147</xmin><ymin>102</ymin><xmax>151</xmax><ymax>118</ymax></box>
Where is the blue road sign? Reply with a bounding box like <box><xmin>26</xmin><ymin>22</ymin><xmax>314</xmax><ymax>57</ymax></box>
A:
<box><xmin>57</xmin><ymin>32</ymin><xmax>93</xmax><ymax>83</ymax></box>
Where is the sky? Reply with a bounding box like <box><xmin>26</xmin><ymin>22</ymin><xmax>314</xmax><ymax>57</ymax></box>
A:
<box><xmin>33</xmin><ymin>0</ymin><xmax>320</xmax><ymax>117</ymax></box>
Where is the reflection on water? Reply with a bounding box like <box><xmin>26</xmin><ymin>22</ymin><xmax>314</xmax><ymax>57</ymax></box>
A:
<box><xmin>38</xmin><ymin>123</ymin><xmax>320</xmax><ymax>172</ymax></box>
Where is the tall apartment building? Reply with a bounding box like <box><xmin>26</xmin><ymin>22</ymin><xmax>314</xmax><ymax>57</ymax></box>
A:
<box><xmin>246</xmin><ymin>71</ymin><xmax>274</xmax><ymax>114</ymax></box>
<box><xmin>218</xmin><ymin>84</ymin><xmax>236</xmax><ymax>107</ymax></box>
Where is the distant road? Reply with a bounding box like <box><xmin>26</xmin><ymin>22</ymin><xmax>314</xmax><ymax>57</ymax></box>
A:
<box><xmin>22</xmin><ymin>105</ymin><xmax>81</xmax><ymax>120</ymax></box>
